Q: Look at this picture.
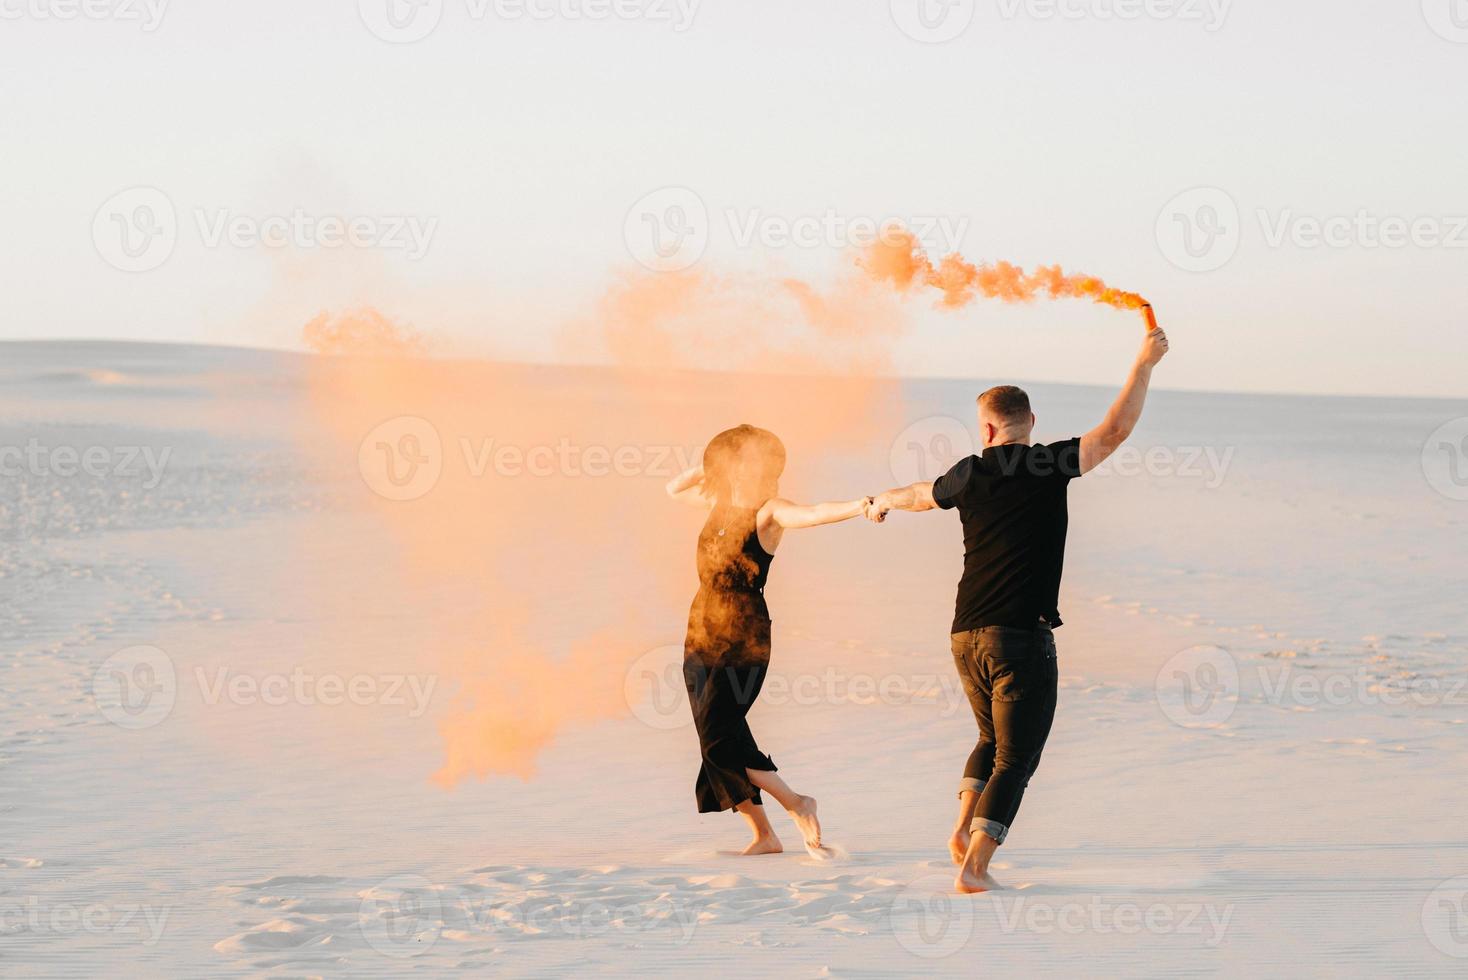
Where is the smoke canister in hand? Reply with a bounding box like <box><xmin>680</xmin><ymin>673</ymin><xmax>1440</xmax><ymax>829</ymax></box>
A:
<box><xmin>1141</xmin><ymin>303</ymin><xmax>1159</xmax><ymax>332</ymax></box>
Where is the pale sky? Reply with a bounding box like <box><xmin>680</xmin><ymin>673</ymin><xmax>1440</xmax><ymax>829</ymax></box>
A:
<box><xmin>2</xmin><ymin>0</ymin><xmax>1465</xmax><ymax>397</ymax></box>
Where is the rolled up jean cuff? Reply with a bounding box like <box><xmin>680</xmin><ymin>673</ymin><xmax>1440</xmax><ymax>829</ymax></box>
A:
<box><xmin>957</xmin><ymin>777</ymin><xmax>987</xmax><ymax>798</ymax></box>
<box><xmin>970</xmin><ymin>817</ymin><xmax>1009</xmax><ymax>845</ymax></box>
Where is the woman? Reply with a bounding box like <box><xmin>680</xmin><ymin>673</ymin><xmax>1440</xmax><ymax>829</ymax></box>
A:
<box><xmin>665</xmin><ymin>424</ymin><xmax>871</xmax><ymax>855</ymax></box>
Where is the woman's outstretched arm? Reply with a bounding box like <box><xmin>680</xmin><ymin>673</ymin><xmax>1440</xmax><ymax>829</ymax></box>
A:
<box><xmin>764</xmin><ymin>496</ymin><xmax>873</xmax><ymax>530</ymax></box>
<box><xmin>665</xmin><ymin>465</ymin><xmax>711</xmax><ymax>508</ymax></box>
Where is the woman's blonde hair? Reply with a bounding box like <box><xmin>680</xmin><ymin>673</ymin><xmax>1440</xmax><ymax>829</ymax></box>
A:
<box><xmin>702</xmin><ymin>424</ymin><xmax>785</xmax><ymax>507</ymax></box>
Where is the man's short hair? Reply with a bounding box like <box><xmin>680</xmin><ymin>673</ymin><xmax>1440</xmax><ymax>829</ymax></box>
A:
<box><xmin>978</xmin><ymin>385</ymin><xmax>1032</xmax><ymax>424</ymax></box>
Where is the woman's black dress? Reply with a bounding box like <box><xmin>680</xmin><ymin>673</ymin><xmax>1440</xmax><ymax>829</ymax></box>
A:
<box><xmin>682</xmin><ymin>505</ymin><xmax>778</xmax><ymax>813</ymax></box>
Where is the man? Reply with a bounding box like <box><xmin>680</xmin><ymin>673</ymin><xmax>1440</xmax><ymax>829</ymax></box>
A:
<box><xmin>866</xmin><ymin>326</ymin><xmax>1169</xmax><ymax>893</ymax></box>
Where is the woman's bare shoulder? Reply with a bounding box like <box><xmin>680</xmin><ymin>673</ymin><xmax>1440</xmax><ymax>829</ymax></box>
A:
<box><xmin>757</xmin><ymin>497</ymin><xmax>793</xmax><ymax>524</ymax></box>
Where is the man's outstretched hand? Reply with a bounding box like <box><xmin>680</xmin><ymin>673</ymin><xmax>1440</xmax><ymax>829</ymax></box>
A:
<box><xmin>863</xmin><ymin>494</ymin><xmax>891</xmax><ymax>524</ymax></box>
<box><xmin>1139</xmin><ymin>326</ymin><xmax>1170</xmax><ymax>367</ymax></box>
<box><xmin>863</xmin><ymin>483</ymin><xmax>936</xmax><ymax>522</ymax></box>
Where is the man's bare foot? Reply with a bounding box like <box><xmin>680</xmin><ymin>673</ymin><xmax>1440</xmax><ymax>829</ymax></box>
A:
<box><xmin>788</xmin><ymin>795</ymin><xmax>821</xmax><ymax>847</ymax></box>
<box><xmin>948</xmin><ymin>828</ymin><xmax>971</xmax><ymax>866</ymax></box>
<box><xmin>741</xmin><ymin>834</ymin><xmax>783</xmax><ymax>856</ymax></box>
<box><xmin>954</xmin><ymin>867</ymin><xmax>1002</xmax><ymax>894</ymax></box>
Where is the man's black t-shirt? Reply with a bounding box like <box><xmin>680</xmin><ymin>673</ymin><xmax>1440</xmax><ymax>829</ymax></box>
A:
<box><xmin>932</xmin><ymin>438</ymin><xmax>1083</xmax><ymax>633</ymax></box>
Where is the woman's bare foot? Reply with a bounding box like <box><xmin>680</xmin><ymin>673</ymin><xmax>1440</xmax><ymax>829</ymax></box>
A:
<box><xmin>741</xmin><ymin>834</ymin><xmax>783</xmax><ymax>856</ymax></box>
<box><xmin>787</xmin><ymin>795</ymin><xmax>821</xmax><ymax>847</ymax></box>
<box><xmin>948</xmin><ymin>828</ymin><xmax>971</xmax><ymax>865</ymax></box>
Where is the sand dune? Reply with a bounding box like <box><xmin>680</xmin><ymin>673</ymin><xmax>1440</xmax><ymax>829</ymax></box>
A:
<box><xmin>3</xmin><ymin>342</ymin><xmax>1466</xmax><ymax>975</ymax></box>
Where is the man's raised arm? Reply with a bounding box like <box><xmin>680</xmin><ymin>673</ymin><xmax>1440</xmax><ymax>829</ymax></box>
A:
<box><xmin>864</xmin><ymin>481</ymin><xmax>937</xmax><ymax>523</ymax></box>
<box><xmin>1078</xmin><ymin>327</ymin><xmax>1170</xmax><ymax>475</ymax></box>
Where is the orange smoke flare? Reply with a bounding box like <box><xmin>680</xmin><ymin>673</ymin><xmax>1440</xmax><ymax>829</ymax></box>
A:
<box><xmin>863</xmin><ymin>227</ymin><xmax>1153</xmax><ymax>325</ymax></box>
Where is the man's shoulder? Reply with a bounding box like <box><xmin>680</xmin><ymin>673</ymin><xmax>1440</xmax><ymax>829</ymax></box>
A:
<box><xmin>1041</xmin><ymin>437</ymin><xmax>1083</xmax><ymax>479</ymax></box>
<box><xmin>932</xmin><ymin>454</ymin><xmax>981</xmax><ymax>508</ymax></box>
<box><xmin>1006</xmin><ymin>438</ymin><xmax>1081</xmax><ymax>480</ymax></box>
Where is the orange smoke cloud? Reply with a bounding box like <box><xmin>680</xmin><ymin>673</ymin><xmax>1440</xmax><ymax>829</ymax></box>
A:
<box><xmin>863</xmin><ymin>227</ymin><xmax>1150</xmax><ymax>317</ymax></box>
<box><xmin>303</xmin><ymin>306</ymin><xmax>427</xmax><ymax>356</ymax></box>
<box><xmin>300</xmin><ymin>272</ymin><xmax>902</xmax><ymax>788</ymax></box>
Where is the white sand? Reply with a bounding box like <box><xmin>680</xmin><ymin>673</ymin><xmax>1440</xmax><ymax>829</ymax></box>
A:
<box><xmin>2</xmin><ymin>341</ymin><xmax>1466</xmax><ymax>976</ymax></box>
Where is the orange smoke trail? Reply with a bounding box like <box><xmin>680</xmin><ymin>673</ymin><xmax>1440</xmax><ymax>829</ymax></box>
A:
<box><xmin>863</xmin><ymin>227</ymin><xmax>1151</xmax><ymax>320</ymax></box>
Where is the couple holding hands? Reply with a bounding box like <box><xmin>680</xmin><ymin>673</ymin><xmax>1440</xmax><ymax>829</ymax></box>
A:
<box><xmin>666</xmin><ymin>327</ymin><xmax>1168</xmax><ymax>893</ymax></box>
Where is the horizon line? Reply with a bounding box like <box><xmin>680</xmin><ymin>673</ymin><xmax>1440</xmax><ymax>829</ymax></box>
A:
<box><xmin>2</xmin><ymin>336</ymin><xmax>1463</xmax><ymax>406</ymax></box>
